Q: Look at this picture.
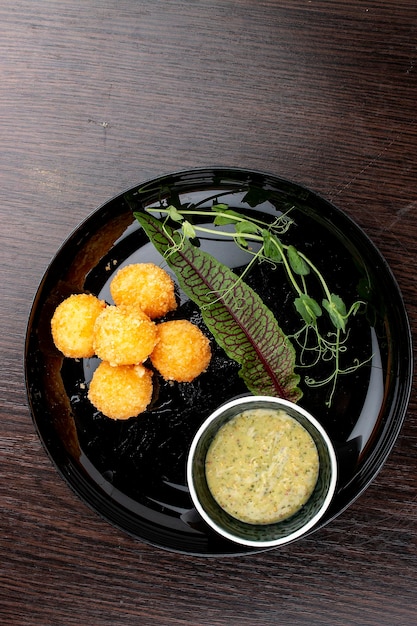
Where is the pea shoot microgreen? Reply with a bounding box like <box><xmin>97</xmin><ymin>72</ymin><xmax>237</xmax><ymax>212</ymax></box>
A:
<box><xmin>142</xmin><ymin>199</ymin><xmax>369</xmax><ymax>407</ymax></box>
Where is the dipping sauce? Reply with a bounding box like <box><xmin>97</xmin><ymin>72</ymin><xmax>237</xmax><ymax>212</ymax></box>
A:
<box><xmin>205</xmin><ymin>408</ymin><xmax>320</xmax><ymax>524</ymax></box>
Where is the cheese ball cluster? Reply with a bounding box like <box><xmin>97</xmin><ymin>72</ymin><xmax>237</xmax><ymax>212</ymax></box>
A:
<box><xmin>50</xmin><ymin>263</ymin><xmax>211</xmax><ymax>421</ymax></box>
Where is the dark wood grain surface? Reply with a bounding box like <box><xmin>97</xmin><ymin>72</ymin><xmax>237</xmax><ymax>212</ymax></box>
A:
<box><xmin>1</xmin><ymin>1</ymin><xmax>416</xmax><ymax>624</ymax></box>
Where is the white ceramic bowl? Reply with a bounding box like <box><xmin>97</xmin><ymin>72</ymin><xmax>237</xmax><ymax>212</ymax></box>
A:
<box><xmin>187</xmin><ymin>396</ymin><xmax>338</xmax><ymax>548</ymax></box>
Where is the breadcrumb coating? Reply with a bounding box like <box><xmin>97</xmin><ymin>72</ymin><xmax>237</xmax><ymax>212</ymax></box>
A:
<box><xmin>88</xmin><ymin>361</ymin><xmax>153</xmax><ymax>419</ymax></box>
<box><xmin>93</xmin><ymin>305</ymin><xmax>158</xmax><ymax>366</ymax></box>
<box><xmin>51</xmin><ymin>293</ymin><xmax>106</xmax><ymax>358</ymax></box>
<box><xmin>110</xmin><ymin>263</ymin><xmax>177</xmax><ymax>319</ymax></box>
<box><xmin>50</xmin><ymin>268</ymin><xmax>212</xmax><ymax>421</ymax></box>
<box><xmin>150</xmin><ymin>319</ymin><xmax>211</xmax><ymax>382</ymax></box>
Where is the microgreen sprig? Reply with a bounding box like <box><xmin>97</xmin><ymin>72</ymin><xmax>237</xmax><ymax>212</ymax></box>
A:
<box><xmin>146</xmin><ymin>201</ymin><xmax>369</xmax><ymax>406</ymax></box>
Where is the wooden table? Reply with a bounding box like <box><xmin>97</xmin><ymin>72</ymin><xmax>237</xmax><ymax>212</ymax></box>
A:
<box><xmin>1</xmin><ymin>2</ymin><xmax>416</xmax><ymax>624</ymax></box>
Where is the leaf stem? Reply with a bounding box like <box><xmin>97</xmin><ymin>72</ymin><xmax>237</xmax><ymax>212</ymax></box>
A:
<box><xmin>296</xmin><ymin>250</ymin><xmax>333</xmax><ymax>303</ymax></box>
<box><xmin>147</xmin><ymin>206</ymin><xmax>278</xmax><ymax>229</ymax></box>
<box><xmin>269</xmin><ymin>236</ymin><xmax>304</xmax><ymax>297</ymax></box>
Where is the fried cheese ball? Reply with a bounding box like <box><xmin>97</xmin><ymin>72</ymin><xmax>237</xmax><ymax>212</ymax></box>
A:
<box><xmin>51</xmin><ymin>293</ymin><xmax>106</xmax><ymax>358</ymax></box>
<box><xmin>150</xmin><ymin>319</ymin><xmax>211</xmax><ymax>383</ymax></box>
<box><xmin>93</xmin><ymin>305</ymin><xmax>158</xmax><ymax>366</ymax></box>
<box><xmin>88</xmin><ymin>361</ymin><xmax>153</xmax><ymax>420</ymax></box>
<box><xmin>110</xmin><ymin>263</ymin><xmax>177</xmax><ymax>319</ymax></box>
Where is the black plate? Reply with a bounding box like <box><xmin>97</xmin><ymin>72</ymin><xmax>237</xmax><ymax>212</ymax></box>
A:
<box><xmin>25</xmin><ymin>167</ymin><xmax>413</xmax><ymax>556</ymax></box>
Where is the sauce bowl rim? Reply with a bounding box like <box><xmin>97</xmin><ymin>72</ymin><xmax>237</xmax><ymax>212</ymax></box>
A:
<box><xmin>187</xmin><ymin>395</ymin><xmax>338</xmax><ymax>547</ymax></box>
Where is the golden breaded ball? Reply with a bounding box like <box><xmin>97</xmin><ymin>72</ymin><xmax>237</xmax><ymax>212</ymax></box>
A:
<box><xmin>150</xmin><ymin>320</ymin><xmax>211</xmax><ymax>382</ymax></box>
<box><xmin>93</xmin><ymin>305</ymin><xmax>158</xmax><ymax>366</ymax></box>
<box><xmin>51</xmin><ymin>293</ymin><xmax>106</xmax><ymax>358</ymax></box>
<box><xmin>88</xmin><ymin>361</ymin><xmax>153</xmax><ymax>420</ymax></box>
<box><xmin>110</xmin><ymin>263</ymin><xmax>177</xmax><ymax>319</ymax></box>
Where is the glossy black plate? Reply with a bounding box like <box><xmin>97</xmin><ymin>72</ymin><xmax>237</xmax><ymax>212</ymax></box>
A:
<box><xmin>25</xmin><ymin>168</ymin><xmax>413</xmax><ymax>556</ymax></box>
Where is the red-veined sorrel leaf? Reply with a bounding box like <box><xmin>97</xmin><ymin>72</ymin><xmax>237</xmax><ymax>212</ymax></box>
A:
<box><xmin>134</xmin><ymin>211</ymin><xmax>302</xmax><ymax>403</ymax></box>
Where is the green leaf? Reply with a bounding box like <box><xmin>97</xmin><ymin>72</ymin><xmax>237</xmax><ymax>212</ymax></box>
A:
<box><xmin>287</xmin><ymin>245</ymin><xmax>310</xmax><ymax>276</ymax></box>
<box><xmin>234</xmin><ymin>220</ymin><xmax>260</xmax><ymax>248</ymax></box>
<box><xmin>262</xmin><ymin>230</ymin><xmax>283</xmax><ymax>262</ymax></box>
<box><xmin>134</xmin><ymin>211</ymin><xmax>302</xmax><ymax>403</ymax></box>
<box><xmin>235</xmin><ymin>220</ymin><xmax>260</xmax><ymax>236</ymax></box>
<box><xmin>322</xmin><ymin>293</ymin><xmax>347</xmax><ymax>331</ymax></box>
<box><xmin>166</xmin><ymin>205</ymin><xmax>184</xmax><ymax>223</ymax></box>
<box><xmin>182</xmin><ymin>220</ymin><xmax>197</xmax><ymax>240</ymax></box>
<box><xmin>294</xmin><ymin>295</ymin><xmax>322</xmax><ymax>326</ymax></box>
<box><xmin>213</xmin><ymin>208</ymin><xmax>246</xmax><ymax>226</ymax></box>
<box><xmin>211</xmin><ymin>203</ymin><xmax>229</xmax><ymax>212</ymax></box>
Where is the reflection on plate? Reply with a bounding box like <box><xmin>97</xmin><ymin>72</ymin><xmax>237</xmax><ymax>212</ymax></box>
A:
<box><xmin>25</xmin><ymin>168</ymin><xmax>413</xmax><ymax>556</ymax></box>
